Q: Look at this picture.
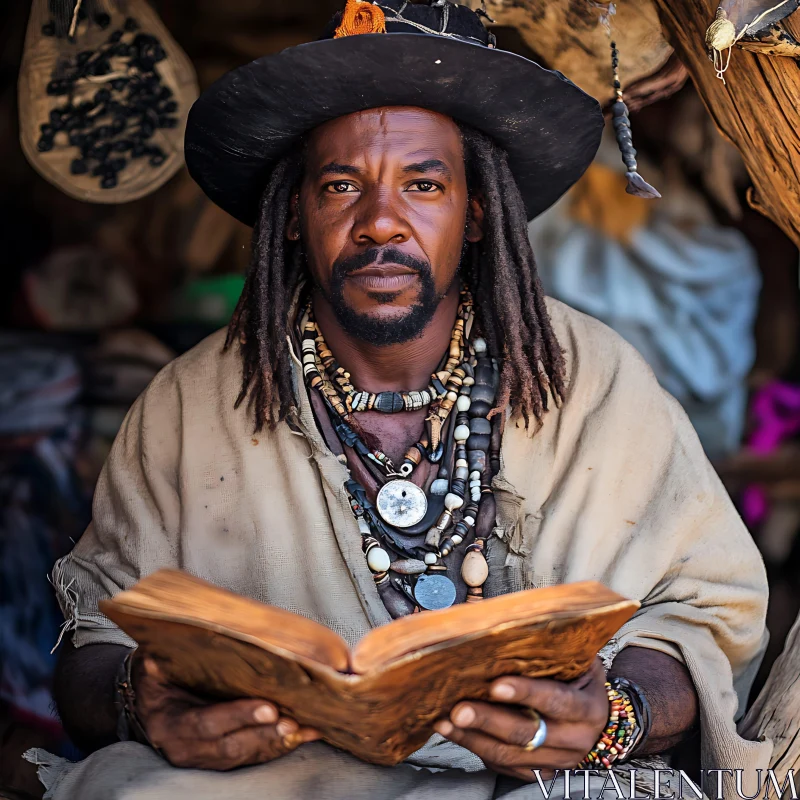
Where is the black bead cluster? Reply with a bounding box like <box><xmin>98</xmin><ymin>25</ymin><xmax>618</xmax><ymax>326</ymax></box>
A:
<box><xmin>38</xmin><ymin>16</ymin><xmax>177</xmax><ymax>189</ymax></box>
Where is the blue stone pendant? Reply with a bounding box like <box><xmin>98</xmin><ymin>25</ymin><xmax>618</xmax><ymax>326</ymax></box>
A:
<box><xmin>413</xmin><ymin>573</ymin><xmax>457</xmax><ymax>610</ymax></box>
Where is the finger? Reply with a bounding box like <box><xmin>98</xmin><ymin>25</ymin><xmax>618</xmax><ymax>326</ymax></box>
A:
<box><xmin>143</xmin><ymin>657</ymin><xmax>165</xmax><ymax>682</ymax></box>
<box><xmin>449</xmin><ymin>702</ymin><xmax>599</xmax><ymax>754</ymax></box>
<box><xmin>434</xmin><ymin>723</ymin><xmax>578</xmax><ymax>770</ymax></box>
<box><xmin>275</xmin><ymin>717</ymin><xmax>321</xmax><ymax>743</ymax></box>
<box><xmin>449</xmin><ymin>702</ymin><xmax>542</xmax><ymax>748</ymax></box>
<box><xmin>572</xmin><ymin>659</ymin><xmax>606</xmax><ymax>690</ymax></box>
<box><xmin>172</xmin><ymin>698</ymin><xmax>279</xmax><ymax>740</ymax></box>
<box><xmin>163</xmin><ymin>722</ymin><xmax>319</xmax><ymax>770</ymax></box>
<box><xmin>135</xmin><ymin>658</ymin><xmax>222</xmax><ymax>718</ymax></box>
<box><xmin>212</xmin><ymin>722</ymin><xmax>318</xmax><ymax>769</ymax></box>
<box><xmin>489</xmin><ymin>670</ymin><xmax>607</xmax><ymax>724</ymax></box>
<box><xmin>162</xmin><ymin>725</ymin><xmax>282</xmax><ymax>770</ymax></box>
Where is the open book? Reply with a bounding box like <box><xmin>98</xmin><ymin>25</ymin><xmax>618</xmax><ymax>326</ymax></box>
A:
<box><xmin>100</xmin><ymin>570</ymin><xmax>638</xmax><ymax>765</ymax></box>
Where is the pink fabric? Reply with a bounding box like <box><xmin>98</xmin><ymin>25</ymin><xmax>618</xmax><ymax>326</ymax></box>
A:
<box><xmin>742</xmin><ymin>382</ymin><xmax>800</xmax><ymax>524</ymax></box>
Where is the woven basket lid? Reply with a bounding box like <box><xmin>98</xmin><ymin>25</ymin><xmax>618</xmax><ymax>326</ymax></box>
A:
<box><xmin>19</xmin><ymin>0</ymin><xmax>198</xmax><ymax>204</ymax></box>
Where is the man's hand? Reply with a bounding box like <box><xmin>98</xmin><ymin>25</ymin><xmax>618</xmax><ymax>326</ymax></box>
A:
<box><xmin>134</xmin><ymin>655</ymin><xmax>320</xmax><ymax>770</ymax></box>
<box><xmin>434</xmin><ymin>658</ymin><xmax>608</xmax><ymax>782</ymax></box>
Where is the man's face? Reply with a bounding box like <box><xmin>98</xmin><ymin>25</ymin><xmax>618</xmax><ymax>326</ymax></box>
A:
<box><xmin>289</xmin><ymin>107</ymin><xmax>483</xmax><ymax>345</ymax></box>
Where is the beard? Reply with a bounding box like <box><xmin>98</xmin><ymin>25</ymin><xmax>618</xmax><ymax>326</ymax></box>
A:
<box><xmin>318</xmin><ymin>246</ymin><xmax>449</xmax><ymax>347</ymax></box>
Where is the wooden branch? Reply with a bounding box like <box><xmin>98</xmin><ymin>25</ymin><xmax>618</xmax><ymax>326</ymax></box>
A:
<box><xmin>652</xmin><ymin>0</ymin><xmax>800</xmax><ymax>247</ymax></box>
<box><xmin>462</xmin><ymin>0</ymin><xmax>673</xmax><ymax>105</ymax></box>
<box><xmin>739</xmin><ymin>608</ymin><xmax>800</xmax><ymax>777</ymax></box>
<box><xmin>717</xmin><ymin>444</ymin><xmax>800</xmax><ymax>484</ymax></box>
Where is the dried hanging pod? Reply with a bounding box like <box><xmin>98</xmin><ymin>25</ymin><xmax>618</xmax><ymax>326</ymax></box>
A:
<box><xmin>705</xmin><ymin>0</ymin><xmax>800</xmax><ymax>81</ymax></box>
<box><xmin>19</xmin><ymin>0</ymin><xmax>198</xmax><ymax>203</ymax></box>
<box><xmin>597</xmin><ymin>5</ymin><xmax>660</xmax><ymax>200</ymax></box>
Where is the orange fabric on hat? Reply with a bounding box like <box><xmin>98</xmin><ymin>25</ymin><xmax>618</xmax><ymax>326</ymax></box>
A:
<box><xmin>335</xmin><ymin>0</ymin><xmax>387</xmax><ymax>37</ymax></box>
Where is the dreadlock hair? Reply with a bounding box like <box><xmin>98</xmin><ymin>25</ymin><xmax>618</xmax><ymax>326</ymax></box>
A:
<box><xmin>225</xmin><ymin>141</ymin><xmax>306</xmax><ymax>431</ymax></box>
<box><xmin>226</xmin><ymin>124</ymin><xmax>566</xmax><ymax>432</ymax></box>
<box><xmin>459</xmin><ymin>124</ymin><xmax>566</xmax><ymax>428</ymax></box>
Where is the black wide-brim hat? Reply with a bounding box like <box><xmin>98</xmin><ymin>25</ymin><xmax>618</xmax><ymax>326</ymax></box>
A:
<box><xmin>185</xmin><ymin>0</ymin><xmax>604</xmax><ymax>226</ymax></box>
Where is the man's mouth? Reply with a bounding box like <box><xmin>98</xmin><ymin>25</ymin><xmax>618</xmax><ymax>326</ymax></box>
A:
<box><xmin>347</xmin><ymin>264</ymin><xmax>419</xmax><ymax>293</ymax></box>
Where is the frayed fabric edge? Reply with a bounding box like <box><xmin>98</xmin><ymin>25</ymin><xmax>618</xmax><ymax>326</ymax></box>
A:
<box><xmin>23</xmin><ymin>748</ymin><xmax>73</xmax><ymax>798</ymax></box>
<box><xmin>49</xmin><ymin>555</ymin><xmax>79</xmax><ymax>653</ymax></box>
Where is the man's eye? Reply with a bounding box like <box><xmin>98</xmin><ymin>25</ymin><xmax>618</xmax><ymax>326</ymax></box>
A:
<box><xmin>325</xmin><ymin>182</ymin><xmax>357</xmax><ymax>193</ymax></box>
<box><xmin>409</xmin><ymin>181</ymin><xmax>438</xmax><ymax>193</ymax></box>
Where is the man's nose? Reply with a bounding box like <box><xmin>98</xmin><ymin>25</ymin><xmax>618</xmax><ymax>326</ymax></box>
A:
<box><xmin>351</xmin><ymin>187</ymin><xmax>412</xmax><ymax>246</ymax></box>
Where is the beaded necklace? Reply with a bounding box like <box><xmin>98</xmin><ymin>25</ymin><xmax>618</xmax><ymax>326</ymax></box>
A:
<box><xmin>300</xmin><ymin>288</ymin><xmax>473</xmax><ymax>477</ymax></box>
<box><xmin>300</xmin><ymin>288</ymin><xmax>499</xmax><ymax>616</ymax></box>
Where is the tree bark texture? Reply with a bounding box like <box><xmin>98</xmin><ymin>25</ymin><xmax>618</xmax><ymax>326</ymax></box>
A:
<box><xmin>462</xmin><ymin>0</ymin><xmax>672</xmax><ymax>106</ymax></box>
<box><xmin>653</xmin><ymin>0</ymin><xmax>800</xmax><ymax>247</ymax></box>
<box><xmin>739</xmin><ymin>608</ymin><xmax>800</xmax><ymax>778</ymax></box>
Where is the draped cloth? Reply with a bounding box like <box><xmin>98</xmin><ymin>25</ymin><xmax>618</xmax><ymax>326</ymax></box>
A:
<box><xmin>529</xmin><ymin>162</ymin><xmax>760</xmax><ymax>462</ymax></box>
<box><xmin>38</xmin><ymin>299</ymin><xmax>770</xmax><ymax>799</ymax></box>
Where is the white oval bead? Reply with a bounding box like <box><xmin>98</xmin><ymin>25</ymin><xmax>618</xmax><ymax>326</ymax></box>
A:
<box><xmin>456</xmin><ymin>395</ymin><xmax>471</xmax><ymax>412</ymax></box>
<box><xmin>469</xmin><ymin>470</ymin><xmax>481</xmax><ymax>481</ymax></box>
<box><xmin>366</xmin><ymin>547</ymin><xmax>391</xmax><ymax>573</ymax></box>
<box><xmin>473</xmin><ymin>337</ymin><xmax>487</xmax><ymax>355</ymax></box>
<box><xmin>461</xmin><ymin>550</ymin><xmax>489</xmax><ymax>587</ymax></box>
<box><xmin>455</xmin><ymin>458</ymin><xmax>468</xmax><ymax>469</ymax></box>
<box><xmin>462</xmin><ymin>376</ymin><xmax>475</xmax><ymax>386</ymax></box>
<box><xmin>444</xmin><ymin>492</ymin><xmax>464</xmax><ymax>511</ymax></box>
<box><xmin>430</xmin><ymin>478</ymin><xmax>449</xmax><ymax>496</ymax></box>
<box><xmin>454</xmin><ymin>424</ymin><xmax>470</xmax><ymax>442</ymax></box>
<box><xmin>446</xmin><ymin>391</ymin><xmax>458</xmax><ymax>402</ymax></box>
<box><xmin>424</xmin><ymin>552</ymin><xmax>438</xmax><ymax>565</ymax></box>
<box><xmin>463</xmin><ymin>515</ymin><xmax>476</xmax><ymax>526</ymax></box>
<box><xmin>451</xmin><ymin>534</ymin><xmax>463</xmax><ymax>545</ymax></box>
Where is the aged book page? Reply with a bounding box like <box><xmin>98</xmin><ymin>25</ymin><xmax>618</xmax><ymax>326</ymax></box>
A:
<box><xmin>101</xmin><ymin>570</ymin><xmax>637</xmax><ymax>765</ymax></box>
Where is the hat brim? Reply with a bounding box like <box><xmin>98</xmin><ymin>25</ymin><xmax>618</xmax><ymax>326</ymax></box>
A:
<box><xmin>185</xmin><ymin>33</ymin><xmax>603</xmax><ymax>226</ymax></box>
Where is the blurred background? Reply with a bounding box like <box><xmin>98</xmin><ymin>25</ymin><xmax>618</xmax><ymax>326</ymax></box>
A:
<box><xmin>1</xmin><ymin>0</ymin><xmax>800</xmax><ymax>796</ymax></box>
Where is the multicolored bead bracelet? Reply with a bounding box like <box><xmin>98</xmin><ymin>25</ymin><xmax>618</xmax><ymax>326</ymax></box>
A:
<box><xmin>578</xmin><ymin>680</ymin><xmax>640</xmax><ymax>770</ymax></box>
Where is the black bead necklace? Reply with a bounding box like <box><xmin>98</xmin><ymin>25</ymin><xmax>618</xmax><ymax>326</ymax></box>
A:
<box><xmin>300</xmin><ymin>290</ymin><xmax>499</xmax><ymax>616</ymax></box>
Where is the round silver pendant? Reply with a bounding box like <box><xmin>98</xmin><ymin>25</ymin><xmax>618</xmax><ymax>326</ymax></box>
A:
<box><xmin>376</xmin><ymin>479</ymin><xmax>428</xmax><ymax>529</ymax></box>
<box><xmin>414</xmin><ymin>573</ymin><xmax>457</xmax><ymax>610</ymax></box>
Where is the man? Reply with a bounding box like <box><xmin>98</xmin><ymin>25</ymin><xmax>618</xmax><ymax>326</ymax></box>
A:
<box><xmin>41</xmin><ymin>1</ymin><xmax>770</xmax><ymax>798</ymax></box>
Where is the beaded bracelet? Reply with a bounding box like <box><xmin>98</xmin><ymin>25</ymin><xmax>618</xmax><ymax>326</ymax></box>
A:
<box><xmin>612</xmin><ymin>676</ymin><xmax>652</xmax><ymax>756</ymax></box>
<box><xmin>578</xmin><ymin>681</ymin><xmax>639</xmax><ymax>769</ymax></box>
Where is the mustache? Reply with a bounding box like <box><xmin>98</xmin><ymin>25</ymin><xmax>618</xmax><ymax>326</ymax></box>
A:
<box><xmin>332</xmin><ymin>247</ymin><xmax>431</xmax><ymax>277</ymax></box>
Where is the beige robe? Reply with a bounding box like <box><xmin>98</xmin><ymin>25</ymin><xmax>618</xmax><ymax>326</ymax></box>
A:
<box><xmin>44</xmin><ymin>298</ymin><xmax>771</xmax><ymax>798</ymax></box>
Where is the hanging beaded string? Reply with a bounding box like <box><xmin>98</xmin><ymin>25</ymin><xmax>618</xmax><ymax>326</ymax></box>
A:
<box><xmin>303</xmin><ymin>289</ymin><xmax>472</xmax><ymax>416</ymax></box>
<box><xmin>301</xmin><ymin>289</ymin><xmax>473</xmax><ymax>477</ymax></box>
<box><xmin>596</xmin><ymin>3</ymin><xmax>660</xmax><ymax>201</ymax></box>
<box><xmin>609</xmin><ymin>40</ymin><xmax>660</xmax><ymax>200</ymax></box>
<box><xmin>299</xmin><ymin>286</ymin><xmax>498</xmax><ymax>615</ymax></box>
<box><xmin>342</xmin><ymin>332</ymin><xmax>496</xmax><ymax>614</ymax></box>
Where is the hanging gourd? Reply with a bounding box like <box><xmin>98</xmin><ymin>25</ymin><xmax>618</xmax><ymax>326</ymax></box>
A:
<box><xmin>706</xmin><ymin>0</ymin><xmax>800</xmax><ymax>80</ymax></box>
<box><xmin>19</xmin><ymin>0</ymin><xmax>198</xmax><ymax>204</ymax></box>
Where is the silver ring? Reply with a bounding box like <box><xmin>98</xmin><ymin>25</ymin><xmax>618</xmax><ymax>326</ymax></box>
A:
<box><xmin>523</xmin><ymin>714</ymin><xmax>548</xmax><ymax>751</ymax></box>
